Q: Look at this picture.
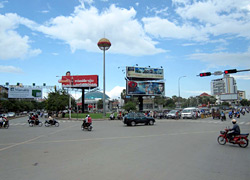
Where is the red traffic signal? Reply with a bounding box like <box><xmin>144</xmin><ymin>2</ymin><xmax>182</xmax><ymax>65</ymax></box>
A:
<box><xmin>224</xmin><ymin>69</ymin><xmax>237</xmax><ymax>74</ymax></box>
<box><xmin>199</xmin><ymin>72</ymin><xmax>211</xmax><ymax>77</ymax></box>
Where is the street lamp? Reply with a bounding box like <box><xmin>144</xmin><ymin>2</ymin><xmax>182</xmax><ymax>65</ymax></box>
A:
<box><xmin>97</xmin><ymin>38</ymin><xmax>111</xmax><ymax>118</ymax></box>
<box><xmin>178</xmin><ymin>76</ymin><xmax>186</xmax><ymax>108</ymax></box>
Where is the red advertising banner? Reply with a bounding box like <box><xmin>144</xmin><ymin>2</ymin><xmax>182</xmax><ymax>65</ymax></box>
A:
<box><xmin>58</xmin><ymin>75</ymin><xmax>98</xmax><ymax>88</ymax></box>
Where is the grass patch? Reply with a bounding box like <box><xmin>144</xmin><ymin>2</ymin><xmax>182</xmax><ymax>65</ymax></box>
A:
<box><xmin>65</xmin><ymin>113</ymin><xmax>117</xmax><ymax>119</ymax></box>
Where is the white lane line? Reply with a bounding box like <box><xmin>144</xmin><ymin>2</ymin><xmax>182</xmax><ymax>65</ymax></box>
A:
<box><xmin>0</xmin><ymin>124</ymin><xmax>78</xmax><ymax>152</ymax></box>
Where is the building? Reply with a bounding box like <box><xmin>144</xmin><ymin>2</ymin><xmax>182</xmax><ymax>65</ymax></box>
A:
<box><xmin>0</xmin><ymin>85</ymin><xmax>8</xmax><ymax>100</ymax></box>
<box><xmin>211</xmin><ymin>74</ymin><xmax>237</xmax><ymax>95</ymax></box>
<box><xmin>238</xmin><ymin>90</ymin><xmax>246</xmax><ymax>100</ymax></box>
<box><xmin>76</xmin><ymin>91</ymin><xmax>111</xmax><ymax>112</ymax></box>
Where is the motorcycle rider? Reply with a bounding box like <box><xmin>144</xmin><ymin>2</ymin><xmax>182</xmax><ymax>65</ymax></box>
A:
<box><xmin>227</xmin><ymin>119</ymin><xmax>241</xmax><ymax>141</ymax></box>
<box><xmin>48</xmin><ymin>116</ymin><xmax>54</xmax><ymax>124</ymax></box>
<box><xmin>83</xmin><ymin>115</ymin><xmax>92</xmax><ymax>127</ymax></box>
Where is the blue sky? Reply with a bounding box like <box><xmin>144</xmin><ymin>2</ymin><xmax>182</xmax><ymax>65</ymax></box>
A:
<box><xmin>0</xmin><ymin>0</ymin><xmax>250</xmax><ymax>99</ymax></box>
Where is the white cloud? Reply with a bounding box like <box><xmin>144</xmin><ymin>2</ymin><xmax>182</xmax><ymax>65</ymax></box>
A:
<box><xmin>0</xmin><ymin>1</ymin><xmax>8</xmax><ymax>8</ymax></box>
<box><xmin>143</xmin><ymin>0</ymin><xmax>250</xmax><ymax>41</ymax></box>
<box><xmin>0</xmin><ymin>13</ymin><xmax>41</xmax><ymax>60</ymax></box>
<box><xmin>231</xmin><ymin>74</ymin><xmax>250</xmax><ymax>80</ymax></box>
<box><xmin>35</xmin><ymin>4</ymin><xmax>165</xmax><ymax>56</ymax></box>
<box><xmin>106</xmin><ymin>86</ymin><xmax>125</xmax><ymax>99</ymax></box>
<box><xmin>0</xmin><ymin>65</ymin><xmax>23</xmax><ymax>73</ymax></box>
<box><xmin>188</xmin><ymin>51</ymin><xmax>250</xmax><ymax>68</ymax></box>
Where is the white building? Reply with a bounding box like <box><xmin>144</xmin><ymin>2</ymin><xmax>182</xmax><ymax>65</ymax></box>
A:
<box><xmin>211</xmin><ymin>75</ymin><xmax>237</xmax><ymax>95</ymax></box>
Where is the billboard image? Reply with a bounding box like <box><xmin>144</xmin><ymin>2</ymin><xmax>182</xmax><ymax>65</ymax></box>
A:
<box><xmin>59</xmin><ymin>75</ymin><xmax>98</xmax><ymax>88</ymax></box>
<box><xmin>126</xmin><ymin>66</ymin><xmax>164</xmax><ymax>80</ymax></box>
<box><xmin>127</xmin><ymin>81</ymin><xmax>165</xmax><ymax>96</ymax></box>
<box><xmin>8</xmin><ymin>87</ymin><xmax>42</xmax><ymax>99</ymax></box>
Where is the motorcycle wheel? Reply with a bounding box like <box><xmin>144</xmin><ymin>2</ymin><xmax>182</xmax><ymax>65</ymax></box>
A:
<box><xmin>39</xmin><ymin>122</ymin><xmax>43</xmax><ymax>127</ymax></box>
<box><xmin>29</xmin><ymin>123</ymin><xmax>33</xmax><ymax>127</ymax></box>
<box><xmin>5</xmin><ymin>124</ymin><xmax>9</xmax><ymax>129</ymax></box>
<box><xmin>45</xmin><ymin>122</ymin><xmax>49</xmax><ymax>127</ymax></box>
<box><xmin>238</xmin><ymin>139</ymin><xmax>249</xmax><ymax>148</ymax></box>
<box><xmin>217</xmin><ymin>136</ymin><xmax>226</xmax><ymax>145</ymax></box>
<box><xmin>55</xmin><ymin>122</ymin><xmax>59</xmax><ymax>127</ymax></box>
<box><xmin>88</xmin><ymin>126</ymin><xmax>92</xmax><ymax>131</ymax></box>
<box><xmin>81</xmin><ymin>125</ymin><xmax>84</xmax><ymax>131</ymax></box>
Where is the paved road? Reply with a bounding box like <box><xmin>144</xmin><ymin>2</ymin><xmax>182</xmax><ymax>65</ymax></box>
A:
<box><xmin>0</xmin><ymin>114</ymin><xmax>249</xmax><ymax>180</ymax></box>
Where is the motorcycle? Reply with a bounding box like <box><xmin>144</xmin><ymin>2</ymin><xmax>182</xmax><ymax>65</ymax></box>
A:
<box><xmin>221</xmin><ymin>114</ymin><xmax>226</xmax><ymax>121</ymax></box>
<box><xmin>81</xmin><ymin>122</ymin><xmax>92</xmax><ymax>131</ymax></box>
<box><xmin>28</xmin><ymin>119</ymin><xmax>43</xmax><ymax>127</ymax></box>
<box><xmin>228</xmin><ymin>112</ymin><xmax>233</xmax><ymax>119</ymax></box>
<box><xmin>217</xmin><ymin>128</ymin><xmax>249</xmax><ymax>148</ymax></box>
<box><xmin>0</xmin><ymin>121</ymin><xmax>9</xmax><ymax>129</ymax></box>
<box><xmin>45</xmin><ymin>119</ymin><xmax>59</xmax><ymax>127</ymax></box>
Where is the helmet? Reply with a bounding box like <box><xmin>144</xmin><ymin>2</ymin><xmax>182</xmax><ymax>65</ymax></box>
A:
<box><xmin>87</xmin><ymin>115</ymin><xmax>90</xmax><ymax>117</ymax></box>
<box><xmin>232</xmin><ymin>119</ymin><xmax>237</xmax><ymax>124</ymax></box>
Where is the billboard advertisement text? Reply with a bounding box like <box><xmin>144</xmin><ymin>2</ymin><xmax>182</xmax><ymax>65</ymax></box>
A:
<box><xmin>8</xmin><ymin>87</ymin><xmax>42</xmax><ymax>99</ymax></box>
<box><xmin>126</xmin><ymin>66</ymin><xmax>164</xmax><ymax>80</ymax></box>
<box><xmin>59</xmin><ymin>75</ymin><xmax>98</xmax><ymax>88</ymax></box>
<box><xmin>127</xmin><ymin>81</ymin><xmax>165</xmax><ymax>96</ymax></box>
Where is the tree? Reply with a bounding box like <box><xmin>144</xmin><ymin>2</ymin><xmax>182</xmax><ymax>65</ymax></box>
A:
<box><xmin>97</xmin><ymin>99</ymin><xmax>103</xmax><ymax>109</ymax></box>
<box><xmin>45</xmin><ymin>89</ymin><xmax>75</xmax><ymax>113</ymax></box>
<box><xmin>164</xmin><ymin>98</ymin><xmax>176</xmax><ymax>108</ymax></box>
<box><xmin>240</xmin><ymin>99</ymin><xmax>249</xmax><ymax>106</ymax></box>
<box><xmin>154</xmin><ymin>96</ymin><xmax>165</xmax><ymax>106</ymax></box>
<box><xmin>123</xmin><ymin>101</ymin><xmax>136</xmax><ymax>112</ymax></box>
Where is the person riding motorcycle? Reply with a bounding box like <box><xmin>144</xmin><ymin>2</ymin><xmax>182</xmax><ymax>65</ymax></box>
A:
<box><xmin>83</xmin><ymin>115</ymin><xmax>92</xmax><ymax>127</ymax></box>
<box><xmin>48</xmin><ymin>116</ymin><xmax>54</xmax><ymax>124</ymax></box>
<box><xmin>227</xmin><ymin>119</ymin><xmax>241</xmax><ymax>141</ymax></box>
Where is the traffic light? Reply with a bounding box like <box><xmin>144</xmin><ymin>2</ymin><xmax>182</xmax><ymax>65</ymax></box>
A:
<box><xmin>199</xmin><ymin>72</ymin><xmax>211</xmax><ymax>77</ymax></box>
<box><xmin>224</xmin><ymin>69</ymin><xmax>237</xmax><ymax>74</ymax></box>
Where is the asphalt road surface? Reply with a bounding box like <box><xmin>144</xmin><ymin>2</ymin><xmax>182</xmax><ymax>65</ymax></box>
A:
<box><xmin>0</xmin><ymin>114</ymin><xmax>250</xmax><ymax>180</ymax></box>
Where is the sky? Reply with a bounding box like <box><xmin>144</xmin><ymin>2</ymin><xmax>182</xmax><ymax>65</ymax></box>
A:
<box><xmin>0</xmin><ymin>0</ymin><xmax>250</xmax><ymax>100</ymax></box>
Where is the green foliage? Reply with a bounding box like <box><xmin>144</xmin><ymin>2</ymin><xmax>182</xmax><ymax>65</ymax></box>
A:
<box><xmin>45</xmin><ymin>89</ymin><xmax>76</xmax><ymax>112</ymax></box>
<box><xmin>123</xmin><ymin>101</ymin><xmax>137</xmax><ymax>112</ymax></box>
<box><xmin>240</xmin><ymin>99</ymin><xmax>250</xmax><ymax>106</ymax></box>
<box><xmin>0</xmin><ymin>99</ymin><xmax>44</xmax><ymax>112</ymax></box>
<box><xmin>97</xmin><ymin>99</ymin><xmax>103</xmax><ymax>109</ymax></box>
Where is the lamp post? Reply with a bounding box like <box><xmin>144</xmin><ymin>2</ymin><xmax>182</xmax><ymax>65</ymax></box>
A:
<box><xmin>97</xmin><ymin>38</ymin><xmax>111</xmax><ymax>118</ymax></box>
<box><xmin>178</xmin><ymin>76</ymin><xmax>186</xmax><ymax>108</ymax></box>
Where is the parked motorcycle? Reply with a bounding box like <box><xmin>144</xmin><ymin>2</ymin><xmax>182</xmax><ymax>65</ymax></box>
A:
<box><xmin>228</xmin><ymin>111</ymin><xmax>233</xmax><ymax>119</ymax></box>
<box><xmin>45</xmin><ymin>119</ymin><xmax>59</xmax><ymax>127</ymax></box>
<box><xmin>28</xmin><ymin>119</ymin><xmax>43</xmax><ymax>127</ymax></box>
<box><xmin>217</xmin><ymin>128</ymin><xmax>249</xmax><ymax>148</ymax></box>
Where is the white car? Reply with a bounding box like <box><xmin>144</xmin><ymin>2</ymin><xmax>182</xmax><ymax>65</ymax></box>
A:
<box><xmin>8</xmin><ymin>112</ymin><xmax>15</xmax><ymax>117</ymax></box>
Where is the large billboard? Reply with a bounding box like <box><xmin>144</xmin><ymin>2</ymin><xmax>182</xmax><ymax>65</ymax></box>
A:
<box><xmin>126</xmin><ymin>81</ymin><xmax>165</xmax><ymax>96</ymax></box>
<box><xmin>126</xmin><ymin>66</ymin><xmax>164</xmax><ymax>80</ymax></box>
<box><xmin>59</xmin><ymin>75</ymin><xmax>98</xmax><ymax>88</ymax></box>
<box><xmin>220</xmin><ymin>93</ymin><xmax>238</xmax><ymax>101</ymax></box>
<box><xmin>8</xmin><ymin>87</ymin><xmax>42</xmax><ymax>99</ymax></box>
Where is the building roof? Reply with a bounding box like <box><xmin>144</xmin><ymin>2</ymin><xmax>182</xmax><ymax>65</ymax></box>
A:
<box><xmin>84</xmin><ymin>91</ymin><xmax>110</xmax><ymax>100</ymax></box>
<box><xmin>199</xmin><ymin>92</ymin><xmax>211</xmax><ymax>97</ymax></box>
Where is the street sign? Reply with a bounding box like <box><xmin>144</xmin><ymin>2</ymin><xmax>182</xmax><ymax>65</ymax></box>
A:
<box><xmin>213</xmin><ymin>71</ymin><xmax>223</xmax><ymax>76</ymax></box>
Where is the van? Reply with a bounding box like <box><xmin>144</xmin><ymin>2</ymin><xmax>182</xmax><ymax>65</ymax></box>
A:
<box><xmin>181</xmin><ymin>107</ymin><xmax>199</xmax><ymax>119</ymax></box>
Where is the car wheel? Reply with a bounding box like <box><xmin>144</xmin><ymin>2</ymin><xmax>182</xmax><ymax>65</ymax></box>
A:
<box><xmin>130</xmin><ymin>121</ymin><xmax>136</xmax><ymax>126</ymax></box>
<box><xmin>149</xmin><ymin>120</ymin><xmax>154</xmax><ymax>125</ymax></box>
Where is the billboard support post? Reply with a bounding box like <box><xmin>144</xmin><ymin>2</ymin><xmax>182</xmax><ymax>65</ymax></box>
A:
<box><xmin>138</xmin><ymin>96</ymin><xmax>143</xmax><ymax>112</ymax></box>
<box><xmin>82</xmin><ymin>88</ymin><xmax>85</xmax><ymax>113</ymax></box>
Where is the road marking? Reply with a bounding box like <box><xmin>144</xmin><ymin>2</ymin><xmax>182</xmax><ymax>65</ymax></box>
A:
<box><xmin>25</xmin><ymin>130</ymin><xmax>219</xmax><ymax>145</ymax></box>
<box><xmin>0</xmin><ymin>124</ymin><xmax>78</xmax><ymax>152</ymax></box>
